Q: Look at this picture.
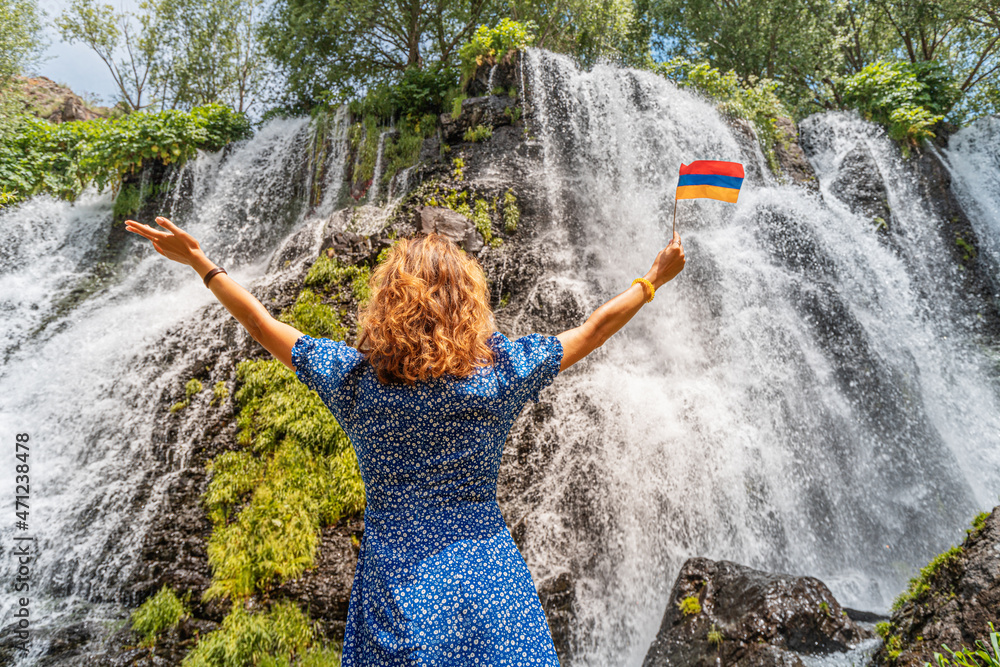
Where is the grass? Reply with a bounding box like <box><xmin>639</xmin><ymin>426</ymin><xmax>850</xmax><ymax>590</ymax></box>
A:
<box><xmin>892</xmin><ymin>545</ymin><xmax>964</xmax><ymax>612</ymax></box>
<box><xmin>181</xmin><ymin>600</ymin><xmax>319</xmax><ymax>667</ymax></box>
<box><xmin>925</xmin><ymin>623</ymin><xmax>1000</xmax><ymax>667</ymax></box>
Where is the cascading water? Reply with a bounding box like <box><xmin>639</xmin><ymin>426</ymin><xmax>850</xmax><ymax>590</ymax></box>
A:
<box><xmin>0</xmin><ymin>112</ymin><xmax>349</xmax><ymax>664</ymax></box>
<box><xmin>505</xmin><ymin>49</ymin><xmax>1000</xmax><ymax>665</ymax></box>
<box><xmin>942</xmin><ymin>116</ymin><xmax>1000</xmax><ymax>271</ymax></box>
<box><xmin>2</xmin><ymin>48</ymin><xmax>997</xmax><ymax>667</ymax></box>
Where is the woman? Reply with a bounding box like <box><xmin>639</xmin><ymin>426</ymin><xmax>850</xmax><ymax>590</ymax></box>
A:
<box><xmin>124</xmin><ymin>216</ymin><xmax>685</xmax><ymax>665</ymax></box>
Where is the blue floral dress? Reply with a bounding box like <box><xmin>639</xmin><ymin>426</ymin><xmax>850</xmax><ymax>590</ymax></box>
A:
<box><xmin>291</xmin><ymin>331</ymin><xmax>564</xmax><ymax>666</ymax></box>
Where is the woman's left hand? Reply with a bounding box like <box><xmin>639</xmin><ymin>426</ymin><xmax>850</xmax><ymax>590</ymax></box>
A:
<box><xmin>124</xmin><ymin>216</ymin><xmax>203</xmax><ymax>266</ymax></box>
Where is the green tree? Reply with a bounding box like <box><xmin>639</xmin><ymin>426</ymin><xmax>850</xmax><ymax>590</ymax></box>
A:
<box><xmin>0</xmin><ymin>0</ymin><xmax>44</xmax><ymax>92</ymax></box>
<box><xmin>649</xmin><ymin>0</ymin><xmax>844</xmax><ymax>112</ymax></box>
<box><xmin>261</xmin><ymin>0</ymin><xmax>505</xmax><ymax>110</ymax></box>
<box><xmin>853</xmin><ymin>0</ymin><xmax>1000</xmax><ymax>119</ymax></box>
<box><xmin>57</xmin><ymin>0</ymin><xmax>157</xmax><ymax>111</ymax></box>
<box><xmin>507</xmin><ymin>0</ymin><xmax>650</xmax><ymax>65</ymax></box>
<box><xmin>148</xmin><ymin>0</ymin><xmax>266</xmax><ymax>112</ymax></box>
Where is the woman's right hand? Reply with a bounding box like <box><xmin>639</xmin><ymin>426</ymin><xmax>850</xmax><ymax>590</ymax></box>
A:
<box><xmin>644</xmin><ymin>230</ymin><xmax>686</xmax><ymax>288</ymax></box>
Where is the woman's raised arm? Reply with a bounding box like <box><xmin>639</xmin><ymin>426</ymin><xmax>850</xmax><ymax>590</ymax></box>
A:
<box><xmin>556</xmin><ymin>231</ymin><xmax>685</xmax><ymax>371</ymax></box>
<box><xmin>124</xmin><ymin>216</ymin><xmax>304</xmax><ymax>371</ymax></box>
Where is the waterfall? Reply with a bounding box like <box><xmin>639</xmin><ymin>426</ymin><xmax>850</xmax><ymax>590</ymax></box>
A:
<box><xmin>507</xmin><ymin>49</ymin><xmax>1000</xmax><ymax>665</ymax></box>
<box><xmin>0</xmin><ymin>112</ymin><xmax>348</xmax><ymax>664</ymax></box>
<box><xmin>942</xmin><ymin>116</ymin><xmax>1000</xmax><ymax>272</ymax></box>
<box><xmin>2</xmin><ymin>50</ymin><xmax>998</xmax><ymax>666</ymax></box>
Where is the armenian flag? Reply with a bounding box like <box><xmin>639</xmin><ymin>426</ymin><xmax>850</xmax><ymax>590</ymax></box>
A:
<box><xmin>676</xmin><ymin>160</ymin><xmax>744</xmax><ymax>204</ymax></box>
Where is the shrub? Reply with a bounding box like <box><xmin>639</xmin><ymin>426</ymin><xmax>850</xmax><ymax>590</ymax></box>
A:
<box><xmin>653</xmin><ymin>58</ymin><xmax>787</xmax><ymax>173</ymax></box>
<box><xmin>841</xmin><ymin>60</ymin><xmax>961</xmax><ymax>151</ymax></box>
<box><xmin>459</xmin><ymin>18</ymin><xmax>536</xmax><ymax>86</ymax></box>
<box><xmin>131</xmin><ymin>585</ymin><xmax>189</xmax><ymax>647</ymax></box>
<box><xmin>350</xmin><ymin>64</ymin><xmax>458</xmax><ymax>122</ymax></box>
<box><xmin>502</xmin><ymin>189</ymin><xmax>519</xmax><ymax>232</ymax></box>
<box><xmin>0</xmin><ymin>103</ymin><xmax>251</xmax><ymax>200</ymax></box>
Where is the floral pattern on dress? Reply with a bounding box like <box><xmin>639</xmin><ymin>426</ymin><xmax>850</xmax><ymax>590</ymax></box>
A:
<box><xmin>291</xmin><ymin>331</ymin><xmax>564</xmax><ymax>666</ymax></box>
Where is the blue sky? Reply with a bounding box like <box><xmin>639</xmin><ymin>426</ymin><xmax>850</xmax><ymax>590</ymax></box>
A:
<box><xmin>36</xmin><ymin>0</ymin><xmax>140</xmax><ymax>104</ymax></box>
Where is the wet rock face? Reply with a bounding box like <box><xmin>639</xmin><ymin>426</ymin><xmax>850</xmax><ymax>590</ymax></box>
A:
<box><xmin>872</xmin><ymin>507</ymin><xmax>1000</xmax><ymax>667</ymax></box>
<box><xmin>417</xmin><ymin>205</ymin><xmax>484</xmax><ymax>252</ymax></box>
<box><xmin>642</xmin><ymin>558</ymin><xmax>871</xmax><ymax>667</ymax></box>
<box><xmin>829</xmin><ymin>143</ymin><xmax>892</xmax><ymax>228</ymax></box>
<box><xmin>773</xmin><ymin>117</ymin><xmax>818</xmax><ymax>188</ymax></box>
<box><xmin>439</xmin><ymin>94</ymin><xmax>521</xmax><ymax>144</ymax></box>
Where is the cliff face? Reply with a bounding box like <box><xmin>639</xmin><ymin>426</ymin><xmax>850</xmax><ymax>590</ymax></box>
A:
<box><xmin>871</xmin><ymin>507</ymin><xmax>1000</xmax><ymax>667</ymax></box>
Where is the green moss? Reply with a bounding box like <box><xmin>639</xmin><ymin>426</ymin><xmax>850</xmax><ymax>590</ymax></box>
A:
<box><xmin>876</xmin><ymin>622</ymin><xmax>892</xmax><ymax>639</ymax></box>
<box><xmin>278</xmin><ymin>288</ymin><xmax>347</xmax><ymax>339</ymax></box>
<box><xmin>451</xmin><ymin>94</ymin><xmax>467</xmax><ymax>120</ymax></box>
<box><xmin>203</xmin><ymin>450</ymin><xmax>268</xmax><ymax>525</ymax></box>
<box><xmin>131</xmin><ymin>585</ymin><xmax>190</xmax><ymax>647</ymax></box>
<box><xmin>968</xmin><ymin>511</ymin><xmax>990</xmax><ymax>537</ymax></box>
<box><xmin>169</xmin><ymin>400</ymin><xmax>189</xmax><ymax>413</ymax></box>
<box><xmin>892</xmin><ymin>545</ymin><xmax>964</xmax><ymax>612</ymax></box>
<box><xmin>451</xmin><ymin>157</ymin><xmax>465</xmax><ymax>181</ymax></box>
<box><xmin>304</xmin><ymin>254</ymin><xmax>372</xmax><ymax>306</ymax></box>
<box><xmin>203</xmin><ymin>437</ymin><xmax>363</xmax><ymax>600</ymax></box>
<box><xmin>956</xmin><ymin>235</ymin><xmax>977</xmax><ymax>262</ymax></box>
<box><xmin>210</xmin><ymin>380</ymin><xmax>228</xmax><ymax>407</ymax></box>
<box><xmin>678</xmin><ymin>595</ymin><xmax>701</xmax><ymax>616</ymax></box>
<box><xmin>232</xmin><ymin>358</ymin><xmax>352</xmax><ymax>456</ymax></box>
<box><xmin>502</xmin><ymin>189</ymin><xmax>519</xmax><ymax>232</ymax></box>
<box><xmin>886</xmin><ymin>634</ymin><xmax>903</xmax><ymax>660</ymax></box>
<box><xmin>707</xmin><ymin>624</ymin><xmax>723</xmax><ymax>646</ymax></box>
<box><xmin>202</xmin><ymin>358</ymin><xmax>364</xmax><ymax>601</ymax></box>
<box><xmin>180</xmin><ymin>600</ymin><xmax>317</xmax><ymax>667</ymax></box>
<box><xmin>185</xmin><ymin>378</ymin><xmax>203</xmax><ymax>398</ymax></box>
<box><xmin>819</xmin><ymin>601</ymin><xmax>831</xmax><ymax>617</ymax></box>
<box><xmin>463</xmin><ymin>124</ymin><xmax>492</xmax><ymax>142</ymax></box>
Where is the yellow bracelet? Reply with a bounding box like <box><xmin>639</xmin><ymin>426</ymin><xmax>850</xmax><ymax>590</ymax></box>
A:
<box><xmin>632</xmin><ymin>277</ymin><xmax>654</xmax><ymax>303</ymax></box>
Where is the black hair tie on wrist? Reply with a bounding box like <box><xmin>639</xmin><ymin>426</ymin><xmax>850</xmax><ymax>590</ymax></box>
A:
<box><xmin>204</xmin><ymin>267</ymin><xmax>227</xmax><ymax>288</ymax></box>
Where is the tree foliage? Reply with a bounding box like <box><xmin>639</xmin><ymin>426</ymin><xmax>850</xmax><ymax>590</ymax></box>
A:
<box><xmin>58</xmin><ymin>0</ymin><xmax>266</xmax><ymax>113</ymax></box>
<box><xmin>0</xmin><ymin>0</ymin><xmax>44</xmax><ymax>92</ymax></box>
<box><xmin>57</xmin><ymin>0</ymin><xmax>157</xmax><ymax>111</ymax></box>
<box><xmin>649</xmin><ymin>0</ymin><xmax>844</xmax><ymax>114</ymax></box>
<box><xmin>261</xmin><ymin>0</ymin><xmax>505</xmax><ymax>110</ymax></box>
<box><xmin>507</xmin><ymin>0</ymin><xmax>650</xmax><ymax>66</ymax></box>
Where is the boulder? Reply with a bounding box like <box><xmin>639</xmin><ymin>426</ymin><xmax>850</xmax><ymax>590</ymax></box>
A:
<box><xmin>643</xmin><ymin>558</ymin><xmax>871</xmax><ymax>667</ymax></box>
<box><xmin>829</xmin><ymin>143</ymin><xmax>892</xmax><ymax>230</ymax></box>
<box><xmin>871</xmin><ymin>507</ymin><xmax>1000</xmax><ymax>667</ymax></box>
<box><xmin>416</xmin><ymin>205</ymin><xmax>484</xmax><ymax>252</ymax></box>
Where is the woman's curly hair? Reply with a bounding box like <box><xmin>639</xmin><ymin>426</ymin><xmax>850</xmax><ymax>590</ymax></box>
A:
<box><xmin>357</xmin><ymin>233</ymin><xmax>496</xmax><ymax>384</ymax></box>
